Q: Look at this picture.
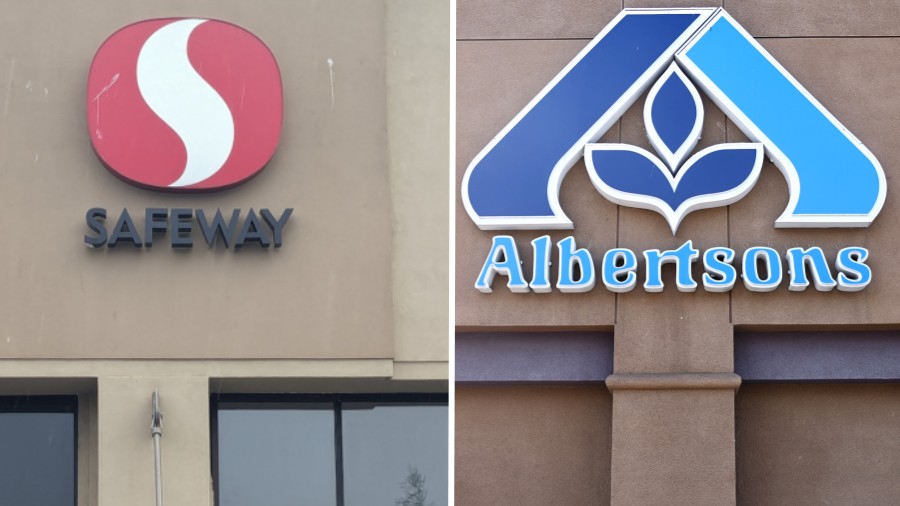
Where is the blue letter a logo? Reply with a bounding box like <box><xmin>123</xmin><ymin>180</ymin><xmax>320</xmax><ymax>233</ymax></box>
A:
<box><xmin>461</xmin><ymin>8</ymin><xmax>885</xmax><ymax>233</ymax></box>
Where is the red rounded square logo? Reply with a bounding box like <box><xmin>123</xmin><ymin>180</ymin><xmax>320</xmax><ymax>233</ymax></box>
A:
<box><xmin>87</xmin><ymin>18</ymin><xmax>283</xmax><ymax>191</ymax></box>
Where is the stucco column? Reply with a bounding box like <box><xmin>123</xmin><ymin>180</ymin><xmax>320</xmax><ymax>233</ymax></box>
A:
<box><xmin>606</xmin><ymin>372</ymin><xmax>740</xmax><ymax>506</ymax></box>
<box><xmin>608</xmin><ymin>88</ymin><xmax>738</xmax><ymax>505</ymax></box>
<box><xmin>385</xmin><ymin>0</ymin><xmax>451</xmax><ymax>373</ymax></box>
<box><xmin>97</xmin><ymin>374</ymin><xmax>211</xmax><ymax>506</ymax></box>
<box><xmin>609</xmin><ymin>279</ymin><xmax>739</xmax><ymax>506</ymax></box>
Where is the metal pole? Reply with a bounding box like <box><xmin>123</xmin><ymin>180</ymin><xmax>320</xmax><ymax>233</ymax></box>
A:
<box><xmin>151</xmin><ymin>389</ymin><xmax>164</xmax><ymax>506</ymax></box>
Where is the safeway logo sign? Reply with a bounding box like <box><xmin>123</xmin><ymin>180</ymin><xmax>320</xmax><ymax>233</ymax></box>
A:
<box><xmin>87</xmin><ymin>18</ymin><xmax>282</xmax><ymax>191</ymax></box>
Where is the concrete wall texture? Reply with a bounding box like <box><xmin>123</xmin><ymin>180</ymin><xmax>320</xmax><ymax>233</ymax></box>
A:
<box><xmin>456</xmin><ymin>385</ymin><xmax>612</xmax><ymax>505</ymax></box>
<box><xmin>456</xmin><ymin>1</ymin><xmax>900</xmax><ymax>505</ymax></box>
<box><xmin>736</xmin><ymin>383</ymin><xmax>900</xmax><ymax>505</ymax></box>
<box><xmin>0</xmin><ymin>1</ymin><xmax>449</xmax><ymax>505</ymax></box>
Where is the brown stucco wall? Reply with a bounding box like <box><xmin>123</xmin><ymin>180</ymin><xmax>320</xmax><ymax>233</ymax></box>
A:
<box><xmin>455</xmin><ymin>384</ymin><xmax>613</xmax><ymax>506</ymax></box>
<box><xmin>456</xmin><ymin>0</ymin><xmax>900</xmax><ymax>331</ymax></box>
<box><xmin>736</xmin><ymin>383</ymin><xmax>900</xmax><ymax>505</ymax></box>
<box><xmin>457</xmin><ymin>1</ymin><xmax>900</xmax><ymax>505</ymax></box>
<box><xmin>610</xmin><ymin>387</ymin><xmax>737</xmax><ymax>506</ymax></box>
<box><xmin>455</xmin><ymin>38</ymin><xmax>618</xmax><ymax>329</ymax></box>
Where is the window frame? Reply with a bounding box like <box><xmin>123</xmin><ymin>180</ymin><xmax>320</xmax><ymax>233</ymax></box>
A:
<box><xmin>210</xmin><ymin>393</ymin><xmax>448</xmax><ymax>506</ymax></box>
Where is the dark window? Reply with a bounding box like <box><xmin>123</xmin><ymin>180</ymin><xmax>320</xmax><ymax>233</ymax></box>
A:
<box><xmin>0</xmin><ymin>396</ymin><xmax>78</xmax><ymax>506</ymax></box>
<box><xmin>212</xmin><ymin>394</ymin><xmax>448</xmax><ymax>506</ymax></box>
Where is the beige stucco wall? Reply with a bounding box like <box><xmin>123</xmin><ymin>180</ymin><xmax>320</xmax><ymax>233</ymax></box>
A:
<box><xmin>0</xmin><ymin>1</ymin><xmax>449</xmax><ymax>505</ymax></box>
<box><xmin>387</xmin><ymin>0</ymin><xmax>450</xmax><ymax>369</ymax></box>
<box><xmin>0</xmin><ymin>0</ymin><xmax>448</xmax><ymax>365</ymax></box>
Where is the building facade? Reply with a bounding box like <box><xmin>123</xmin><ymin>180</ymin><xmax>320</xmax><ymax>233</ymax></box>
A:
<box><xmin>456</xmin><ymin>1</ymin><xmax>900</xmax><ymax>505</ymax></box>
<box><xmin>0</xmin><ymin>1</ymin><xmax>450</xmax><ymax>505</ymax></box>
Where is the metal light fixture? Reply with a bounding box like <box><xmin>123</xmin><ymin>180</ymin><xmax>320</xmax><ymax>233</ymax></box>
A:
<box><xmin>151</xmin><ymin>389</ymin><xmax>164</xmax><ymax>506</ymax></box>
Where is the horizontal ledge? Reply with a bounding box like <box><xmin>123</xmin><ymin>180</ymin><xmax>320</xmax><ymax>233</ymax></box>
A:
<box><xmin>456</xmin><ymin>380</ymin><xmax>607</xmax><ymax>386</ymax></box>
<box><xmin>0</xmin><ymin>359</ymin><xmax>396</xmax><ymax>378</ymax></box>
<box><xmin>392</xmin><ymin>361</ymin><xmax>449</xmax><ymax>381</ymax></box>
<box><xmin>735</xmin><ymin>331</ymin><xmax>900</xmax><ymax>381</ymax></box>
<box><xmin>606</xmin><ymin>373</ymin><xmax>741</xmax><ymax>391</ymax></box>
<box><xmin>456</xmin><ymin>332</ymin><xmax>613</xmax><ymax>382</ymax></box>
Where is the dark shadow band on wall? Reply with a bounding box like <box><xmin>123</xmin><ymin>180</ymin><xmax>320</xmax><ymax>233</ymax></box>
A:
<box><xmin>456</xmin><ymin>332</ymin><xmax>614</xmax><ymax>383</ymax></box>
<box><xmin>735</xmin><ymin>331</ymin><xmax>900</xmax><ymax>382</ymax></box>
